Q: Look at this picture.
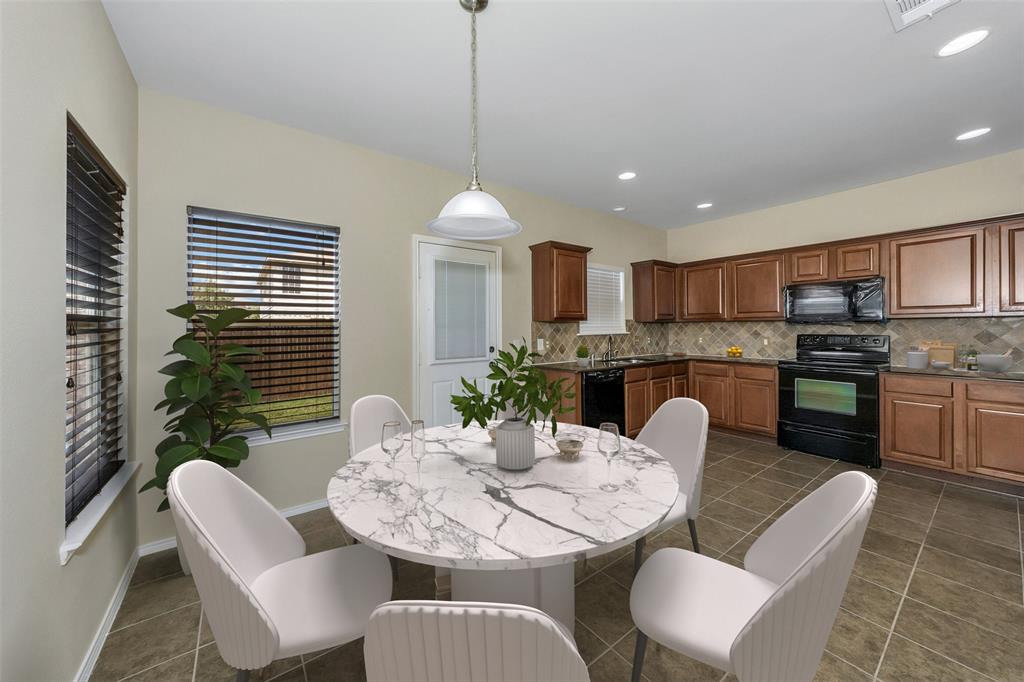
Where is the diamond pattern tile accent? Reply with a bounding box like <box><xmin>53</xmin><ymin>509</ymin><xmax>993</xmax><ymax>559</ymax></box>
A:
<box><xmin>533</xmin><ymin>318</ymin><xmax>1024</xmax><ymax>371</ymax></box>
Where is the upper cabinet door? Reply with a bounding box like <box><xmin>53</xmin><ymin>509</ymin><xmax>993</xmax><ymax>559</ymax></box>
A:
<box><xmin>654</xmin><ymin>265</ymin><xmax>676</xmax><ymax>319</ymax></box>
<box><xmin>835</xmin><ymin>242</ymin><xmax>880</xmax><ymax>280</ymax></box>
<box><xmin>999</xmin><ymin>220</ymin><xmax>1024</xmax><ymax>313</ymax></box>
<box><xmin>681</xmin><ymin>262</ymin><xmax>728</xmax><ymax>320</ymax></box>
<box><xmin>788</xmin><ymin>248</ymin><xmax>830</xmax><ymax>283</ymax></box>
<box><xmin>632</xmin><ymin>260</ymin><xmax>677</xmax><ymax>322</ymax></box>
<box><xmin>530</xmin><ymin>241</ymin><xmax>592</xmax><ymax>321</ymax></box>
<box><xmin>729</xmin><ymin>254</ymin><xmax>785</xmax><ymax>320</ymax></box>
<box><xmin>888</xmin><ymin>227</ymin><xmax>986</xmax><ymax>316</ymax></box>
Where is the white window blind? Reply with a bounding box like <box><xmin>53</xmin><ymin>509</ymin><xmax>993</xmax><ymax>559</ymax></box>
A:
<box><xmin>579</xmin><ymin>264</ymin><xmax>626</xmax><ymax>336</ymax></box>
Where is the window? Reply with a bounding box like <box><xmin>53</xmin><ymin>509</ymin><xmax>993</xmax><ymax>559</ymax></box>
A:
<box><xmin>186</xmin><ymin>207</ymin><xmax>340</xmax><ymax>430</ymax></box>
<box><xmin>578</xmin><ymin>264</ymin><xmax>626</xmax><ymax>335</ymax></box>
<box><xmin>65</xmin><ymin>116</ymin><xmax>126</xmax><ymax>526</ymax></box>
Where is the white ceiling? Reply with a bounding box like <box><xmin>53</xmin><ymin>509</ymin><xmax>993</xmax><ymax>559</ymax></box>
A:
<box><xmin>102</xmin><ymin>0</ymin><xmax>1024</xmax><ymax>229</ymax></box>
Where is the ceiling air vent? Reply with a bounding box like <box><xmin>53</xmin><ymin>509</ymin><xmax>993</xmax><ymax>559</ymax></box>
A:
<box><xmin>884</xmin><ymin>0</ymin><xmax>961</xmax><ymax>32</ymax></box>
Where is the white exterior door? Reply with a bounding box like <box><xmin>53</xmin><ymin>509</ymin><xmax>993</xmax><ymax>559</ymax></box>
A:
<box><xmin>415</xmin><ymin>239</ymin><xmax>500</xmax><ymax>427</ymax></box>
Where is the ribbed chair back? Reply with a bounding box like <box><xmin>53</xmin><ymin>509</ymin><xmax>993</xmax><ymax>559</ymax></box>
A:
<box><xmin>168</xmin><ymin>460</ymin><xmax>306</xmax><ymax>670</ymax></box>
<box><xmin>731</xmin><ymin>471</ymin><xmax>877</xmax><ymax>681</ymax></box>
<box><xmin>350</xmin><ymin>395</ymin><xmax>411</xmax><ymax>455</ymax></box>
<box><xmin>636</xmin><ymin>398</ymin><xmax>709</xmax><ymax>517</ymax></box>
<box><xmin>364</xmin><ymin>600</ymin><xmax>590</xmax><ymax>682</ymax></box>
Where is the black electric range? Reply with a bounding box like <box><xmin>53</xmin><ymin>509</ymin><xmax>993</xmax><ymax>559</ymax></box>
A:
<box><xmin>777</xmin><ymin>334</ymin><xmax>889</xmax><ymax>468</ymax></box>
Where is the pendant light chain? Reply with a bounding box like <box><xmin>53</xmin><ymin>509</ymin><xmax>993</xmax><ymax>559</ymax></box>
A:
<box><xmin>468</xmin><ymin>3</ymin><xmax>481</xmax><ymax>191</ymax></box>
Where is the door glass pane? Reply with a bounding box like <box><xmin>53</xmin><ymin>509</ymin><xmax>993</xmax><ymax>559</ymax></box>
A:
<box><xmin>794</xmin><ymin>378</ymin><xmax>857</xmax><ymax>415</ymax></box>
<box><xmin>434</xmin><ymin>259</ymin><xmax>486</xmax><ymax>361</ymax></box>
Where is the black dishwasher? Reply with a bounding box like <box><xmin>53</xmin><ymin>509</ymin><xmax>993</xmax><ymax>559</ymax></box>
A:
<box><xmin>582</xmin><ymin>369</ymin><xmax>625</xmax><ymax>433</ymax></box>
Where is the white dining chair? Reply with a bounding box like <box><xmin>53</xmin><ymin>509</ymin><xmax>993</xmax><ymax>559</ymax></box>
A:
<box><xmin>364</xmin><ymin>600</ymin><xmax>590</xmax><ymax>682</ymax></box>
<box><xmin>349</xmin><ymin>394</ymin><xmax>411</xmax><ymax>580</ymax></box>
<box><xmin>629</xmin><ymin>470</ymin><xmax>876</xmax><ymax>682</ymax></box>
<box><xmin>350</xmin><ymin>394</ymin><xmax>411</xmax><ymax>455</ymax></box>
<box><xmin>168</xmin><ymin>460</ymin><xmax>393</xmax><ymax>681</ymax></box>
<box><xmin>632</xmin><ymin>397</ymin><xmax>709</xmax><ymax>573</ymax></box>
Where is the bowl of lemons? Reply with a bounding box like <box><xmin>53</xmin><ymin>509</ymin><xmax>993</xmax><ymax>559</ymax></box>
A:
<box><xmin>726</xmin><ymin>346</ymin><xmax>743</xmax><ymax>358</ymax></box>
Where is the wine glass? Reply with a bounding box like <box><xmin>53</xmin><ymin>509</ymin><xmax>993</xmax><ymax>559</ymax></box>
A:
<box><xmin>410</xmin><ymin>419</ymin><xmax>426</xmax><ymax>479</ymax></box>
<box><xmin>597</xmin><ymin>422</ymin><xmax>621</xmax><ymax>492</ymax></box>
<box><xmin>380</xmin><ymin>420</ymin><xmax>403</xmax><ymax>487</ymax></box>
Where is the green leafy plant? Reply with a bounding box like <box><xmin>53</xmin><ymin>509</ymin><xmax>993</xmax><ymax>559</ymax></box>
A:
<box><xmin>139</xmin><ymin>303</ymin><xmax>271</xmax><ymax>511</ymax></box>
<box><xmin>451</xmin><ymin>340</ymin><xmax>575</xmax><ymax>437</ymax></box>
<box><xmin>575</xmin><ymin>344</ymin><xmax>590</xmax><ymax>359</ymax></box>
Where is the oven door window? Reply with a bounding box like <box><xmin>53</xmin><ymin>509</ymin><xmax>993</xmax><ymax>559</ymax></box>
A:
<box><xmin>794</xmin><ymin>377</ymin><xmax>857</xmax><ymax>416</ymax></box>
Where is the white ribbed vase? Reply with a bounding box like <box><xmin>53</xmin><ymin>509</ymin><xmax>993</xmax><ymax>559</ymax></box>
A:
<box><xmin>495</xmin><ymin>419</ymin><xmax>535</xmax><ymax>470</ymax></box>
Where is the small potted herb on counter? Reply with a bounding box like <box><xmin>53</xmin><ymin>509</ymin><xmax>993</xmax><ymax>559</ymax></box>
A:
<box><xmin>576</xmin><ymin>343</ymin><xmax>591</xmax><ymax>367</ymax></box>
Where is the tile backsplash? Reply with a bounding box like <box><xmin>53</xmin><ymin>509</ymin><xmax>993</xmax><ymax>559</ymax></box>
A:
<box><xmin>532</xmin><ymin>317</ymin><xmax>1024</xmax><ymax>372</ymax></box>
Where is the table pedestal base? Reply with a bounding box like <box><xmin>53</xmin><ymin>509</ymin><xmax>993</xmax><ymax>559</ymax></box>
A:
<box><xmin>450</xmin><ymin>563</ymin><xmax>575</xmax><ymax>633</ymax></box>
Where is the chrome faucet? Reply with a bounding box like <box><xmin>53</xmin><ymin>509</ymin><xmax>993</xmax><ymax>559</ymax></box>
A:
<box><xmin>602</xmin><ymin>335</ymin><xmax>615</xmax><ymax>362</ymax></box>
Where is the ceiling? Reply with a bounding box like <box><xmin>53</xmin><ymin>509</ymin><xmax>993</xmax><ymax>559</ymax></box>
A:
<box><xmin>102</xmin><ymin>0</ymin><xmax>1024</xmax><ymax>229</ymax></box>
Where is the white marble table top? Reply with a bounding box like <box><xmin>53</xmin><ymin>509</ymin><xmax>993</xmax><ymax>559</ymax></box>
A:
<box><xmin>327</xmin><ymin>423</ymin><xmax>679</xmax><ymax>571</ymax></box>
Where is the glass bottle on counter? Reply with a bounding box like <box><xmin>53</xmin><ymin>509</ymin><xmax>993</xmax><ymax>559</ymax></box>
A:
<box><xmin>966</xmin><ymin>348</ymin><xmax>979</xmax><ymax>371</ymax></box>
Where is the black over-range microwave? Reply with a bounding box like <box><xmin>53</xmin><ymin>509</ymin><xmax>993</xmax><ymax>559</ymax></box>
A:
<box><xmin>783</xmin><ymin>277</ymin><xmax>885</xmax><ymax>324</ymax></box>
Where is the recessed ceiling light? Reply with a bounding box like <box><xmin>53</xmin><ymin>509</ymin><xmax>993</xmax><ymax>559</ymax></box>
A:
<box><xmin>937</xmin><ymin>29</ymin><xmax>989</xmax><ymax>57</ymax></box>
<box><xmin>618</xmin><ymin>171</ymin><xmax>637</xmax><ymax>180</ymax></box>
<box><xmin>612</xmin><ymin>206</ymin><xmax>626</xmax><ymax>212</ymax></box>
<box><xmin>956</xmin><ymin>127</ymin><xmax>991</xmax><ymax>141</ymax></box>
<box><xmin>697</xmin><ymin>202</ymin><xmax>713</xmax><ymax>209</ymax></box>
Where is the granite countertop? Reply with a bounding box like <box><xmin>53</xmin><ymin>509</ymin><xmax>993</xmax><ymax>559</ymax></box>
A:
<box><xmin>887</xmin><ymin>365</ymin><xmax>1024</xmax><ymax>382</ymax></box>
<box><xmin>536</xmin><ymin>353</ymin><xmax>781</xmax><ymax>373</ymax></box>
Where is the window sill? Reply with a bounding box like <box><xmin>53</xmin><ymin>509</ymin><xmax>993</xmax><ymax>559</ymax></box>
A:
<box><xmin>246</xmin><ymin>419</ymin><xmax>347</xmax><ymax>449</ymax></box>
<box><xmin>60</xmin><ymin>461</ymin><xmax>140</xmax><ymax>565</ymax></box>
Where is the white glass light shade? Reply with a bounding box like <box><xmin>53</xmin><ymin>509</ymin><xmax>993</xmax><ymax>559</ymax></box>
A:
<box><xmin>427</xmin><ymin>189</ymin><xmax>522</xmax><ymax>240</ymax></box>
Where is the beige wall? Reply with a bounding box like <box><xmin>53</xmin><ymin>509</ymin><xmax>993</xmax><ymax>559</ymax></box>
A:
<box><xmin>134</xmin><ymin>89</ymin><xmax>667</xmax><ymax>544</ymax></box>
<box><xmin>667</xmin><ymin>149</ymin><xmax>1024</xmax><ymax>262</ymax></box>
<box><xmin>0</xmin><ymin>1</ymin><xmax>139</xmax><ymax>679</ymax></box>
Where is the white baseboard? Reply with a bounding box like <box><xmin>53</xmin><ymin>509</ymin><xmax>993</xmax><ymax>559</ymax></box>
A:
<box><xmin>75</xmin><ymin>548</ymin><xmax>139</xmax><ymax>682</ymax></box>
<box><xmin>138</xmin><ymin>497</ymin><xmax>329</xmax><ymax>556</ymax></box>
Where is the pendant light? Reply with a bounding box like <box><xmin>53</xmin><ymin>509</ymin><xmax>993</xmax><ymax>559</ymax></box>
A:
<box><xmin>428</xmin><ymin>0</ymin><xmax>522</xmax><ymax>240</ymax></box>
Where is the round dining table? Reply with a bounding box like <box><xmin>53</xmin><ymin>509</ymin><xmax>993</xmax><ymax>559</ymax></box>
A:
<box><xmin>327</xmin><ymin>422</ymin><xmax>679</xmax><ymax>631</ymax></box>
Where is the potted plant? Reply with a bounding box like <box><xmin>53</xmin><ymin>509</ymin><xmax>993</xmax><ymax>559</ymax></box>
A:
<box><xmin>140</xmin><ymin>304</ymin><xmax>271</xmax><ymax>568</ymax></box>
<box><xmin>451</xmin><ymin>341</ymin><xmax>574</xmax><ymax>470</ymax></box>
<box><xmin>575</xmin><ymin>343</ymin><xmax>591</xmax><ymax>367</ymax></box>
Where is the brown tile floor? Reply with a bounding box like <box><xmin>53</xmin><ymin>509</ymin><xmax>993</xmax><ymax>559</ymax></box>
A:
<box><xmin>94</xmin><ymin>432</ymin><xmax>1024</xmax><ymax>681</ymax></box>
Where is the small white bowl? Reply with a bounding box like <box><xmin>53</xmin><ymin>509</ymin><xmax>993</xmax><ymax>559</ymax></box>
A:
<box><xmin>930</xmin><ymin>361</ymin><xmax>951</xmax><ymax>370</ymax></box>
<box><xmin>978</xmin><ymin>354</ymin><xmax>1012</xmax><ymax>372</ymax></box>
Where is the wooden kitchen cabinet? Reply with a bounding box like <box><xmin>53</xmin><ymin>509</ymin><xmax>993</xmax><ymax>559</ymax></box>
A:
<box><xmin>624</xmin><ymin>378</ymin><xmax>651</xmax><ymax>438</ymax></box>
<box><xmin>729</xmin><ymin>254</ymin><xmax>785</xmax><ymax>320</ymax></box>
<box><xmin>530</xmin><ymin>241</ymin><xmax>591</xmax><ymax>321</ymax></box>
<box><xmin>882</xmin><ymin>373</ymin><xmax>1024</xmax><ymax>484</ymax></box>
<box><xmin>834</xmin><ymin>241</ymin><xmax>880</xmax><ymax>280</ymax></box>
<box><xmin>788</xmin><ymin>248</ymin><xmax>830</xmax><ymax>283</ymax></box>
<box><xmin>883</xmin><ymin>393</ymin><xmax>955</xmax><ymax>470</ymax></box>
<box><xmin>539</xmin><ymin>368</ymin><xmax>581</xmax><ymax>425</ymax></box>
<box><xmin>690</xmin><ymin>362</ymin><xmax>732</xmax><ymax>427</ymax></box>
<box><xmin>650</xmin><ymin>377</ymin><xmax>672</xmax><ymax>415</ymax></box>
<box><xmin>888</xmin><ymin>227</ymin><xmax>986</xmax><ymax>316</ymax></box>
<box><xmin>679</xmin><ymin>262</ymin><xmax>728</xmax><ymax>321</ymax></box>
<box><xmin>964</xmin><ymin>380</ymin><xmax>1024</xmax><ymax>483</ymax></box>
<box><xmin>998</xmin><ymin>219</ymin><xmax>1024</xmax><ymax>313</ymax></box>
<box><xmin>632</xmin><ymin>260</ymin><xmax>677</xmax><ymax>322</ymax></box>
<box><xmin>732</xmin><ymin>365</ymin><xmax>777</xmax><ymax>435</ymax></box>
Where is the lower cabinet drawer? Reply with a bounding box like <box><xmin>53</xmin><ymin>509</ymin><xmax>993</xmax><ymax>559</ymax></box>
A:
<box><xmin>733</xmin><ymin>364</ymin><xmax>776</xmax><ymax>382</ymax></box>
<box><xmin>966</xmin><ymin>380</ymin><xmax>1024</xmax><ymax>405</ymax></box>
<box><xmin>883</xmin><ymin>374</ymin><xmax>953</xmax><ymax>397</ymax></box>
<box><xmin>692</xmin><ymin>362</ymin><xmax>729</xmax><ymax>377</ymax></box>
